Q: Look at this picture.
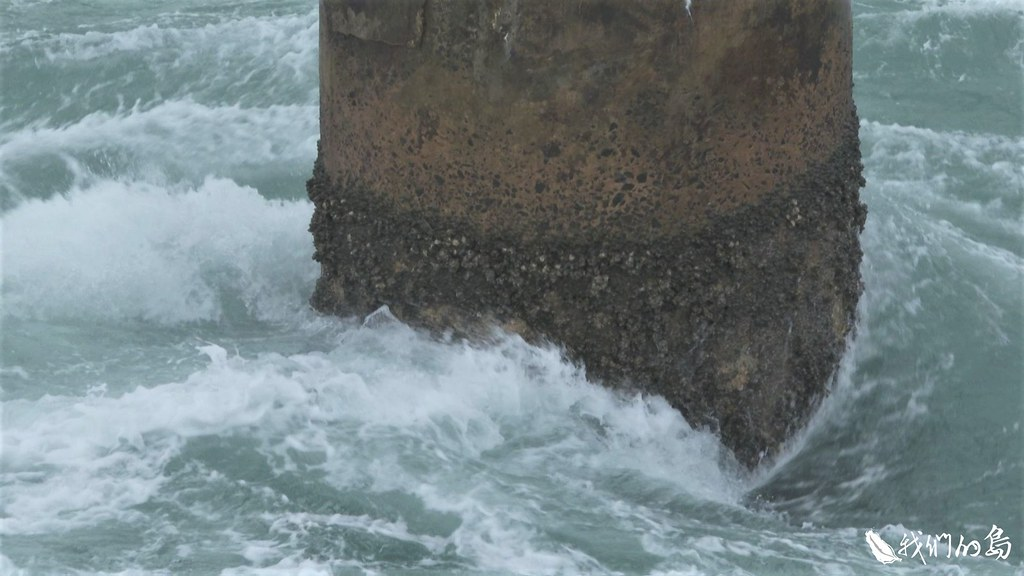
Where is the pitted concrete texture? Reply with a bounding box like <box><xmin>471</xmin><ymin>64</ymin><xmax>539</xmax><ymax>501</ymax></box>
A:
<box><xmin>310</xmin><ymin>0</ymin><xmax>866</xmax><ymax>468</ymax></box>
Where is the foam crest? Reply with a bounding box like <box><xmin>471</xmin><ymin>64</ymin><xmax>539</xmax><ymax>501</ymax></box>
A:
<box><xmin>857</xmin><ymin>0</ymin><xmax>1024</xmax><ymax>19</ymax></box>
<box><xmin>860</xmin><ymin>120</ymin><xmax>1024</xmax><ymax>259</ymax></box>
<box><xmin>0</xmin><ymin>100</ymin><xmax>317</xmax><ymax>196</ymax></box>
<box><xmin>861</xmin><ymin>121</ymin><xmax>1024</xmax><ymax>187</ymax></box>
<box><xmin>0</xmin><ymin>348</ymin><xmax>311</xmax><ymax>534</ymax></box>
<box><xmin>2</xmin><ymin>177</ymin><xmax>317</xmax><ymax>324</ymax></box>
<box><xmin>5</xmin><ymin>9</ymin><xmax>318</xmax><ymax>107</ymax></box>
<box><xmin>1</xmin><ymin>329</ymin><xmax>741</xmax><ymax>566</ymax></box>
<box><xmin>35</xmin><ymin>10</ymin><xmax>314</xmax><ymax>62</ymax></box>
<box><xmin>220</xmin><ymin>558</ymin><xmax>340</xmax><ymax>576</ymax></box>
<box><xmin>296</xmin><ymin>332</ymin><xmax>741</xmax><ymax>573</ymax></box>
<box><xmin>264</xmin><ymin>512</ymin><xmax>450</xmax><ymax>556</ymax></box>
<box><xmin>339</xmin><ymin>332</ymin><xmax>738</xmax><ymax>499</ymax></box>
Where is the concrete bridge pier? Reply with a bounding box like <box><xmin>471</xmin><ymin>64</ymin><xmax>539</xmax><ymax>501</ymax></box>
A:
<box><xmin>308</xmin><ymin>0</ymin><xmax>866</xmax><ymax>467</ymax></box>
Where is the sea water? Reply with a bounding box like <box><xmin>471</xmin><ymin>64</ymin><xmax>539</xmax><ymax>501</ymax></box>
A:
<box><xmin>1</xmin><ymin>0</ymin><xmax>1022</xmax><ymax>574</ymax></box>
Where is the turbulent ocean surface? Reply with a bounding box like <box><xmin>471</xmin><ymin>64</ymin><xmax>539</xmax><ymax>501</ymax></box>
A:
<box><xmin>2</xmin><ymin>0</ymin><xmax>1022</xmax><ymax>574</ymax></box>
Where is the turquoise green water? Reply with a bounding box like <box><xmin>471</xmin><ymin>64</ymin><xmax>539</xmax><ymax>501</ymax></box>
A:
<box><xmin>2</xmin><ymin>1</ymin><xmax>1022</xmax><ymax>574</ymax></box>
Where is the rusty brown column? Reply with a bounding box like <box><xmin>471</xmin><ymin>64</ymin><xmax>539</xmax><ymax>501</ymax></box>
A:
<box><xmin>308</xmin><ymin>0</ymin><xmax>866</xmax><ymax>467</ymax></box>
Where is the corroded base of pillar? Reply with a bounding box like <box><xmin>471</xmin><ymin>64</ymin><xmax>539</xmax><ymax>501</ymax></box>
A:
<box><xmin>308</xmin><ymin>114</ymin><xmax>864</xmax><ymax>467</ymax></box>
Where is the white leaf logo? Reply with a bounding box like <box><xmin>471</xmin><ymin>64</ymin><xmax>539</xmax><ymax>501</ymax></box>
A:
<box><xmin>865</xmin><ymin>530</ymin><xmax>901</xmax><ymax>565</ymax></box>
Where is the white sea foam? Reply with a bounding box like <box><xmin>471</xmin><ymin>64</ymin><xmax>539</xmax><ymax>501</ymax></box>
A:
<box><xmin>860</xmin><ymin>121</ymin><xmax>1023</xmax><ymax>263</ymax></box>
<box><xmin>856</xmin><ymin>124</ymin><xmax>1023</xmax><ymax>357</ymax></box>
<box><xmin>32</xmin><ymin>10</ymin><xmax>315</xmax><ymax>62</ymax></box>
<box><xmin>263</xmin><ymin>511</ymin><xmax>451</xmax><ymax>558</ymax></box>
<box><xmin>220</xmin><ymin>558</ymin><xmax>338</xmax><ymax>576</ymax></box>
<box><xmin>294</xmin><ymin>331</ymin><xmax>742</xmax><ymax>574</ymax></box>
<box><xmin>857</xmin><ymin>0</ymin><xmax>1024</xmax><ymax>20</ymax></box>
<box><xmin>0</xmin><ymin>99</ymin><xmax>318</xmax><ymax>194</ymax></box>
<box><xmin>1</xmin><ymin>329</ymin><xmax>742</xmax><ymax>572</ymax></box>
<box><xmin>1</xmin><ymin>177</ymin><xmax>317</xmax><ymax>323</ymax></box>
<box><xmin>7</xmin><ymin>9</ymin><xmax>318</xmax><ymax>106</ymax></box>
<box><xmin>860</xmin><ymin>121</ymin><xmax>1024</xmax><ymax>196</ymax></box>
<box><xmin>854</xmin><ymin>0</ymin><xmax>1024</xmax><ymax>75</ymax></box>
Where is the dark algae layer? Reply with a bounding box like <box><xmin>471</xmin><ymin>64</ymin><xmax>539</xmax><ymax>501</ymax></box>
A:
<box><xmin>309</xmin><ymin>0</ymin><xmax>866</xmax><ymax>468</ymax></box>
